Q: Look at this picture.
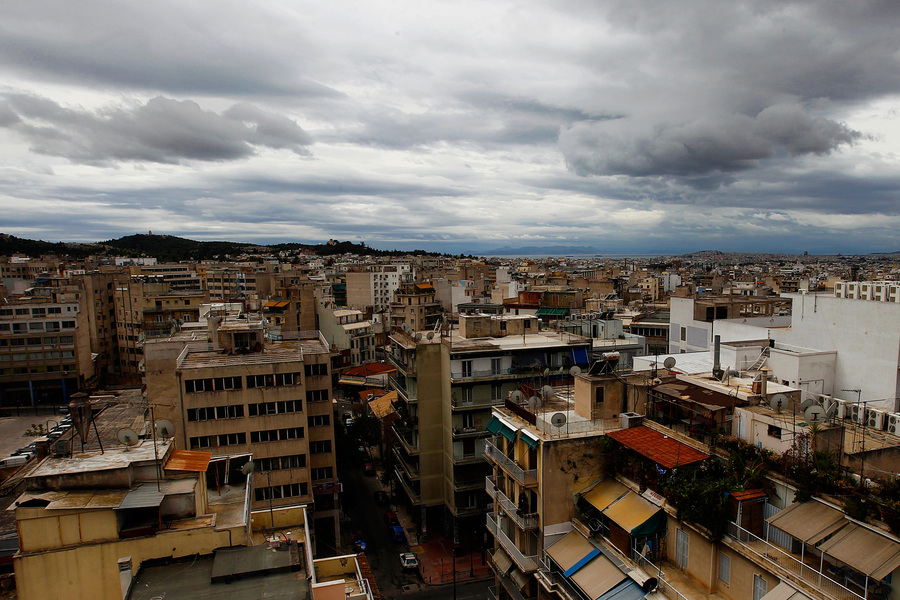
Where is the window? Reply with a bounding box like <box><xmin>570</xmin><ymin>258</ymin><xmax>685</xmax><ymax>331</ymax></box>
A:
<box><xmin>304</xmin><ymin>363</ymin><xmax>327</xmax><ymax>377</ymax></box>
<box><xmin>491</xmin><ymin>383</ymin><xmax>502</xmax><ymax>401</ymax></box>
<box><xmin>595</xmin><ymin>387</ymin><xmax>604</xmax><ymax>404</ymax></box>
<box><xmin>249</xmin><ymin>427</ymin><xmax>304</xmax><ymax>443</ymax></box>
<box><xmin>767</xmin><ymin>425</ymin><xmax>781</xmax><ymax>439</ymax></box>
<box><xmin>248</xmin><ymin>400</ymin><xmax>302</xmax><ymax>416</ymax></box>
<box><xmin>31</xmin><ymin>308</ymin><xmax>46</xmax><ymax>317</ymax></box>
<box><xmin>308</xmin><ymin>414</ymin><xmax>330</xmax><ymax>427</ymax></box>
<box><xmin>311</xmin><ymin>466</ymin><xmax>333</xmax><ymax>480</ymax></box>
<box><xmin>188</xmin><ymin>432</ymin><xmax>246</xmax><ymax>449</ymax></box>
<box><xmin>676</xmin><ymin>529</ymin><xmax>689</xmax><ymax>569</ymax></box>
<box><xmin>254</xmin><ymin>482</ymin><xmax>308</xmax><ymax>501</ymax></box>
<box><xmin>185</xmin><ymin>376</ymin><xmax>243</xmax><ymax>393</ymax></box>
<box><xmin>48</xmin><ymin>307</ymin><xmax>62</xmax><ymax>314</ymax></box>
<box><xmin>461</xmin><ymin>387</ymin><xmax>473</xmax><ymax>404</ymax></box>
<box><xmin>256</xmin><ymin>454</ymin><xmax>306</xmax><ymax>471</ymax></box>
<box><xmin>306</xmin><ymin>389</ymin><xmax>329</xmax><ymax>403</ymax></box>
<box><xmin>752</xmin><ymin>575</ymin><xmax>767</xmax><ymax>600</ymax></box>
<box><xmin>28</xmin><ymin>322</ymin><xmax>43</xmax><ymax>331</ymax></box>
<box><xmin>14</xmin><ymin>309</ymin><xmax>28</xmax><ymax>316</ymax></box>
<box><xmin>310</xmin><ymin>440</ymin><xmax>332</xmax><ymax>454</ymax></box>
<box><xmin>491</xmin><ymin>358</ymin><xmax>502</xmax><ymax>375</ymax></box>
<box><xmin>186</xmin><ymin>405</ymin><xmax>244</xmax><ymax>421</ymax></box>
<box><xmin>680</xmin><ymin>327</ymin><xmax>686</xmax><ymax>341</ymax></box>
<box><xmin>461</xmin><ymin>360</ymin><xmax>472</xmax><ymax>378</ymax></box>
<box><xmin>718</xmin><ymin>553</ymin><xmax>730</xmax><ymax>585</ymax></box>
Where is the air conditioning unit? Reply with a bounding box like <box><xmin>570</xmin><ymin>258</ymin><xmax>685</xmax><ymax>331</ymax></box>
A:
<box><xmin>866</xmin><ymin>408</ymin><xmax>886</xmax><ymax>430</ymax></box>
<box><xmin>833</xmin><ymin>398</ymin><xmax>850</xmax><ymax>420</ymax></box>
<box><xmin>846</xmin><ymin>404</ymin><xmax>864</xmax><ymax>425</ymax></box>
<box><xmin>819</xmin><ymin>395</ymin><xmax>835</xmax><ymax>413</ymax></box>
<box><xmin>620</xmin><ymin>412</ymin><xmax>643</xmax><ymax>429</ymax></box>
<box><xmin>887</xmin><ymin>414</ymin><xmax>900</xmax><ymax>436</ymax></box>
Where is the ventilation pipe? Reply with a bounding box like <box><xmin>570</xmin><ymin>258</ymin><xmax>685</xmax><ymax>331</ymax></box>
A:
<box><xmin>712</xmin><ymin>335</ymin><xmax>724</xmax><ymax>380</ymax></box>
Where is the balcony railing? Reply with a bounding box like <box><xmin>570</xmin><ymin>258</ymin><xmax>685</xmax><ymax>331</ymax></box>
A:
<box><xmin>452</xmin><ymin>450</ymin><xmax>485</xmax><ymax>465</ymax></box>
<box><xmin>486</xmin><ymin>476</ymin><xmax>538</xmax><ymax>530</ymax></box>
<box><xmin>486</xmin><ymin>514</ymin><xmax>538</xmax><ymax>572</ymax></box>
<box><xmin>484</xmin><ymin>441</ymin><xmax>537</xmax><ymax>487</ymax></box>
<box><xmin>451</xmin><ymin>395</ymin><xmax>504</xmax><ymax>410</ymax></box>
<box><xmin>394</xmin><ymin>466</ymin><xmax>422</xmax><ymax>504</ymax></box>
<box><xmin>452</xmin><ymin>425</ymin><xmax>488</xmax><ymax>438</ymax></box>
<box><xmin>390</xmin><ymin>377</ymin><xmax>417</xmax><ymax>403</ymax></box>
<box><xmin>387</xmin><ymin>352</ymin><xmax>416</xmax><ymax>375</ymax></box>
<box><xmin>453</xmin><ymin>477</ymin><xmax>484</xmax><ymax>492</ymax></box>
<box><xmin>392</xmin><ymin>423</ymin><xmax>419</xmax><ymax>455</ymax></box>
<box><xmin>392</xmin><ymin>447</ymin><xmax>420</xmax><ymax>480</ymax></box>
<box><xmin>725</xmin><ymin>521</ymin><xmax>864</xmax><ymax>600</ymax></box>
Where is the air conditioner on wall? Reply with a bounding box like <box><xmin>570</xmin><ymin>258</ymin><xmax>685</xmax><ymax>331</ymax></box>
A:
<box><xmin>867</xmin><ymin>408</ymin><xmax>887</xmax><ymax>431</ymax></box>
<box><xmin>846</xmin><ymin>403</ymin><xmax>864</xmax><ymax>424</ymax></box>
<box><xmin>887</xmin><ymin>414</ymin><xmax>900</xmax><ymax>436</ymax></box>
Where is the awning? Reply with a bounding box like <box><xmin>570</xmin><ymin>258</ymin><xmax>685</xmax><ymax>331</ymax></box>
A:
<box><xmin>569</xmin><ymin>554</ymin><xmax>628</xmax><ymax>600</ymax></box>
<box><xmin>760</xmin><ymin>582</ymin><xmax>814</xmax><ymax>600</ymax></box>
<box><xmin>264</xmin><ymin>300</ymin><xmax>290</xmax><ymax>309</ymax></box>
<box><xmin>603</xmin><ymin>491</ymin><xmax>665</xmax><ymax>537</ymax></box>
<box><xmin>547</xmin><ymin>530</ymin><xmax>600</xmax><ymax>575</ymax></box>
<box><xmin>571</xmin><ymin>347</ymin><xmax>591</xmax><ymax>365</ymax></box>
<box><xmin>766</xmin><ymin>500</ymin><xmax>848</xmax><ymax>545</ymax></box>
<box><xmin>510</xmin><ymin>568</ymin><xmax>530</xmax><ymax>590</ymax></box>
<box><xmin>45</xmin><ymin>490</ymin><xmax>128</xmax><ymax>510</ymax></box>
<box><xmin>583</xmin><ymin>479</ymin><xmax>629</xmax><ymax>513</ymax></box>
<box><xmin>491</xmin><ymin>548</ymin><xmax>514</xmax><ymax>574</ymax></box>
<box><xmin>520</xmin><ymin>429</ymin><xmax>540</xmax><ymax>449</ymax></box>
<box><xmin>597</xmin><ymin>578</ymin><xmax>646</xmax><ymax>600</ymax></box>
<box><xmin>817</xmin><ymin>523</ymin><xmax>900</xmax><ymax>580</ymax></box>
<box><xmin>116</xmin><ymin>485</ymin><xmax>165</xmax><ymax>510</ymax></box>
<box><xmin>165</xmin><ymin>449</ymin><xmax>212</xmax><ymax>472</ymax></box>
<box><xmin>536</xmin><ymin>307</ymin><xmax>570</xmax><ymax>317</ymax></box>
<box><xmin>487</xmin><ymin>417</ymin><xmax>517</xmax><ymax>442</ymax></box>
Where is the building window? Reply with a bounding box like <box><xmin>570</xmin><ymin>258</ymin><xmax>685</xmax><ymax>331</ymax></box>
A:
<box><xmin>304</xmin><ymin>363</ymin><xmax>327</xmax><ymax>377</ymax></box>
<box><xmin>675</xmin><ymin>529</ymin><xmax>689</xmax><ymax>569</ymax></box>
<box><xmin>306</xmin><ymin>389</ymin><xmax>329</xmax><ymax>403</ymax></box>
<box><xmin>311</xmin><ymin>466</ymin><xmax>333</xmax><ymax>481</ymax></box>
<box><xmin>308</xmin><ymin>414</ymin><xmax>330</xmax><ymax>427</ymax></box>
<box><xmin>461</xmin><ymin>360</ymin><xmax>472</xmax><ymax>378</ymax></box>
<box><xmin>718</xmin><ymin>553</ymin><xmax>730</xmax><ymax>585</ymax></box>
<box><xmin>310</xmin><ymin>440</ymin><xmax>332</xmax><ymax>454</ymax></box>
<box><xmin>185</xmin><ymin>376</ymin><xmax>243</xmax><ymax>393</ymax></box>
<box><xmin>187</xmin><ymin>405</ymin><xmax>244</xmax><ymax>421</ymax></box>
<box><xmin>491</xmin><ymin>358</ymin><xmax>502</xmax><ymax>375</ymax></box>
<box><xmin>189</xmin><ymin>432</ymin><xmax>247</xmax><ymax>449</ymax></box>
<box><xmin>255</xmin><ymin>454</ymin><xmax>306</xmax><ymax>471</ymax></box>
<box><xmin>767</xmin><ymin>425</ymin><xmax>781</xmax><ymax>439</ymax></box>
<box><xmin>254</xmin><ymin>482</ymin><xmax>308</xmax><ymax>501</ymax></box>
<box><xmin>249</xmin><ymin>427</ymin><xmax>304</xmax><ymax>443</ymax></box>
<box><xmin>248</xmin><ymin>400</ymin><xmax>302</xmax><ymax>416</ymax></box>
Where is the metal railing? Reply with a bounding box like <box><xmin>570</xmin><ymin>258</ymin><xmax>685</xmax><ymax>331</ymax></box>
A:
<box><xmin>394</xmin><ymin>466</ymin><xmax>422</xmax><ymax>504</ymax></box>
<box><xmin>392</xmin><ymin>422</ymin><xmax>419</xmax><ymax>454</ymax></box>
<box><xmin>630</xmin><ymin>553</ymin><xmax>691</xmax><ymax>600</ymax></box>
<box><xmin>486</xmin><ymin>514</ymin><xmax>539</xmax><ymax>572</ymax></box>
<box><xmin>392</xmin><ymin>447</ymin><xmax>420</xmax><ymax>479</ymax></box>
<box><xmin>486</xmin><ymin>476</ymin><xmax>538</xmax><ymax>530</ymax></box>
<box><xmin>484</xmin><ymin>441</ymin><xmax>537</xmax><ymax>486</ymax></box>
<box><xmin>390</xmin><ymin>377</ymin><xmax>417</xmax><ymax>403</ymax></box>
<box><xmin>725</xmin><ymin>521</ymin><xmax>864</xmax><ymax>600</ymax></box>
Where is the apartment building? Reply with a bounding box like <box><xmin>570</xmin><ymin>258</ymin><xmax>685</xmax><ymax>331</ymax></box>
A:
<box><xmin>12</xmin><ymin>440</ymin><xmax>252</xmax><ymax>600</ymax></box>
<box><xmin>317</xmin><ymin>306</ymin><xmax>377</xmax><ymax>368</ymax></box>
<box><xmin>387</xmin><ymin>314</ymin><xmax>593</xmax><ymax>544</ymax></box>
<box><xmin>0</xmin><ymin>283</ymin><xmax>93</xmax><ymax>407</ymax></box>
<box><xmin>346</xmin><ymin>265</ymin><xmax>410</xmax><ymax>311</ymax></box>
<box><xmin>390</xmin><ymin>281</ymin><xmax>443</xmax><ymax>331</ymax></box>
<box><xmin>113</xmin><ymin>278</ymin><xmax>206</xmax><ymax>375</ymax></box>
<box><xmin>144</xmin><ymin>317</ymin><xmax>340</xmax><ymax>550</ymax></box>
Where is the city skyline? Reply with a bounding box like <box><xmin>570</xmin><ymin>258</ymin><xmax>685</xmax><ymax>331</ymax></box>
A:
<box><xmin>2</xmin><ymin>1</ymin><xmax>900</xmax><ymax>255</ymax></box>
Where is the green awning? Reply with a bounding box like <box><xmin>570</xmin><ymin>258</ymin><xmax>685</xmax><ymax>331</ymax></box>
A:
<box><xmin>536</xmin><ymin>307</ymin><xmax>570</xmax><ymax>317</ymax></box>
<box><xmin>487</xmin><ymin>417</ymin><xmax>516</xmax><ymax>442</ymax></box>
<box><xmin>520</xmin><ymin>429</ymin><xmax>539</xmax><ymax>449</ymax></box>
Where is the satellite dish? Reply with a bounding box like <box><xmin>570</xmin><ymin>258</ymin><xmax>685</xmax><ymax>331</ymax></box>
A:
<box><xmin>510</xmin><ymin>390</ymin><xmax>524</xmax><ymax>403</ymax></box>
<box><xmin>426</xmin><ymin>332</ymin><xmax>434</xmax><ymax>340</ymax></box>
<box><xmin>824</xmin><ymin>403</ymin><xmax>838</xmax><ymax>419</ymax></box>
<box><xmin>543</xmin><ymin>368</ymin><xmax>550</xmax><ymax>377</ymax></box>
<box><xmin>155</xmin><ymin>419</ymin><xmax>176</xmax><ymax>439</ymax></box>
<box><xmin>569</xmin><ymin>366</ymin><xmax>582</xmax><ymax>376</ymax></box>
<box><xmin>117</xmin><ymin>428</ymin><xmax>139</xmax><ymax>450</ymax></box>
<box><xmin>551</xmin><ymin>413</ymin><xmax>567</xmax><ymax>428</ymax></box>
<box><xmin>769</xmin><ymin>393</ymin><xmax>789</xmax><ymax>413</ymax></box>
<box><xmin>541</xmin><ymin>385</ymin><xmax>555</xmax><ymax>399</ymax></box>
<box><xmin>663</xmin><ymin>357</ymin><xmax>676</xmax><ymax>369</ymax></box>
<box><xmin>527</xmin><ymin>396</ymin><xmax>543</xmax><ymax>412</ymax></box>
<box><xmin>800</xmin><ymin>398</ymin><xmax>815</xmax><ymax>410</ymax></box>
<box><xmin>241</xmin><ymin>460</ymin><xmax>255</xmax><ymax>475</ymax></box>
<box><xmin>805</xmin><ymin>405</ymin><xmax>827</xmax><ymax>424</ymax></box>
<box><xmin>415</xmin><ymin>333</ymin><xmax>423</xmax><ymax>341</ymax></box>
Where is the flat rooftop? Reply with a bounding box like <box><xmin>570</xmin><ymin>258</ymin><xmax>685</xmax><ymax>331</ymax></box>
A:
<box><xmin>179</xmin><ymin>340</ymin><xmax>329</xmax><ymax>369</ymax></box>
<box><xmin>27</xmin><ymin>439</ymin><xmax>171</xmax><ymax>477</ymax></box>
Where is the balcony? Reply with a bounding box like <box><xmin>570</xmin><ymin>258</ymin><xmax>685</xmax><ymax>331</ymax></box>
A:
<box><xmin>484</xmin><ymin>441</ymin><xmax>537</xmax><ymax>487</ymax></box>
<box><xmin>450</xmin><ymin>367</ymin><xmax>517</xmax><ymax>383</ymax></box>
<box><xmin>390</xmin><ymin>377</ymin><xmax>417</xmax><ymax>403</ymax></box>
<box><xmin>392</xmin><ymin>422</ymin><xmax>419</xmax><ymax>455</ymax></box>
<box><xmin>392</xmin><ymin>446</ymin><xmax>420</xmax><ymax>480</ymax></box>
<box><xmin>451</xmin><ymin>395</ymin><xmax>504</xmax><ymax>411</ymax></box>
<box><xmin>387</xmin><ymin>352</ymin><xmax>416</xmax><ymax>375</ymax></box>
<box><xmin>486</xmin><ymin>514</ymin><xmax>539</xmax><ymax>572</ymax></box>
<box><xmin>452</xmin><ymin>425</ymin><xmax>489</xmax><ymax>439</ymax></box>
<box><xmin>452</xmin><ymin>504</ymin><xmax>484</xmax><ymax>517</ymax></box>
<box><xmin>394</xmin><ymin>466</ymin><xmax>422</xmax><ymax>504</ymax></box>
<box><xmin>486</xmin><ymin>476</ymin><xmax>538</xmax><ymax>530</ymax></box>
<box><xmin>452</xmin><ymin>450</ymin><xmax>485</xmax><ymax>465</ymax></box>
<box><xmin>453</xmin><ymin>477</ymin><xmax>485</xmax><ymax>492</ymax></box>
<box><xmin>535</xmin><ymin>564</ymin><xmax>581</xmax><ymax>600</ymax></box>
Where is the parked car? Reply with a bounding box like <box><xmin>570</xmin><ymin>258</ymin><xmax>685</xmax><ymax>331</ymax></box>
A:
<box><xmin>374</xmin><ymin>490</ymin><xmax>389</xmax><ymax>506</ymax></box>
<box><xmin>342</xmin><ymin>412</ymin><xmax>354</xmax><ymax>427</ymax></box>
<box><xmin>390</xmin><ymin>525</ymin><xmax>405</xmax><ymax>543</ymax></box>
<box><xmin>400</xmin><ymin>552</ymin><xmax>419</xmax><ymax>570</ymax></box>
<box><xmin>384</xmin><ymin>511</ymin><xmax>400</xmax><ymax>526</ymax></box>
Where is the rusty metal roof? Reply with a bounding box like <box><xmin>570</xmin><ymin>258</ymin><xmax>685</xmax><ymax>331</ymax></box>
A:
<box><xmin>165</xmin><ymin>449</ymin><xmax>211</xmax><ymax>472</ymax></box>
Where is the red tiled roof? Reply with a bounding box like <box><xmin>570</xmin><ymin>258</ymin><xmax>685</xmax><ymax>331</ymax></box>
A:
<box><xmin>343</xmin><ymin>363</ymin><xmax>396</xmax><ymax>377</ymax></box>
<box><xmin>730</xmin><ymin>489</ymin><xmax>767</xmax><ymax>501</ymax></box>
<box><xmin>357</xmin><ymin>388</ymin><xmax>387</xmax><ymax>401</ymax></box>
<box><xmin>607</xmin><ymin>425</ymin><xmax>708</xmax><ymax>469</ymax></box>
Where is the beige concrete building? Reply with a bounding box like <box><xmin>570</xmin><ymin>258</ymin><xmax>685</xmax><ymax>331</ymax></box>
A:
<box><xmin>144</xmin><ymin>316</ymin><xmax>340</xmax><ymax>552</ymax></box>
<box><xmin>12</xmin><ymin>441</ymin><xmax>252</xmax><ymax>600</ymax></box>
<box><xmin>390</xmin><ymin>281</ymin><xmax>443</xmax><ymax>331</ymax></box>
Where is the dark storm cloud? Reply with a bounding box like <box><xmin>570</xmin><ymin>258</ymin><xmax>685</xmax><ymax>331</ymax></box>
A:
<box><xmin>559</xmin><ymin>105</ymin><xmax>861</xmax><ymax>183</ymax></box>
<box><xmin>0</xmin><ymin>95</ymin><xmax>312</xmax><ymax>164</ymax></box>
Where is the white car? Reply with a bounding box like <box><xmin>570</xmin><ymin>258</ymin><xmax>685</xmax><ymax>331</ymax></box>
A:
<box><xmin>399</xmin><ymin>552</ymin><xmax>419</xmax><ymax>570</ymax></box>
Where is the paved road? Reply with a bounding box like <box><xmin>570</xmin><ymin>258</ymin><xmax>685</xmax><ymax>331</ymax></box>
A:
<box><xmin>401</xmin><ymin>578</ymin><xmax>492</xmax><ymax>600</ymax></box>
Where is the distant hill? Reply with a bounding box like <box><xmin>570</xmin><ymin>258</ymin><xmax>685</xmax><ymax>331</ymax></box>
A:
<box><xmin>0</xmin><ymin>233</ymin><xmax>446</xmax><ymax>261</ymax></box>
<box><xmin>482</xmin><ymin>245</ymin><xmax>603</xmax><ymax>256</ymax></box>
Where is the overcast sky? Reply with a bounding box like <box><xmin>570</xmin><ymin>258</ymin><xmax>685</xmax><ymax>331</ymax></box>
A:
<box><xmin>2</xmin><ymin>0</ymin><xmax>899</xmax><ymax>254</ymax></box>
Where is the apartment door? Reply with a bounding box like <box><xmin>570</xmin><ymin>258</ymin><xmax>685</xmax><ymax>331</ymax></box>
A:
<box><xmin>675</xmin><ymin>529</ymin><xmax>689</xmax><ymax>570</ymax></box>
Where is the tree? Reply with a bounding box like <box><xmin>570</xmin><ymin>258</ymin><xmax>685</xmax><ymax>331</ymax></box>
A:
<box><xmin>350</xmin><ymin>415</ymin><xmax>383</xmax><ymax>448</ymax></box>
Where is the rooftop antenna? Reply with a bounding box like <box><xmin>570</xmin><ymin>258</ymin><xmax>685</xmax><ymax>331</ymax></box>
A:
<box><xmin>116</xmin><ymin>428</ymin><xmax>139</xmax><ymax>451</ymax></box>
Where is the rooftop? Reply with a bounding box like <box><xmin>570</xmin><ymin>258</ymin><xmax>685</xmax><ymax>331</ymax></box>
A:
<box><xmin>178</xmin><ymin>339</ymin><xmax>329</xmax><ymax>369</ymax></box>
<box><xmin>607</xmin><ymin>425</ymin><xmax>709</xmax><ymax>469</ymax></box>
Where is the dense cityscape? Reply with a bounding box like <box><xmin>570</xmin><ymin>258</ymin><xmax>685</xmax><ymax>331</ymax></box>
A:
<box><xmin>0</xmin><ymin>239</ymin><xmax>898</xmax><ymax>600</ymax></box>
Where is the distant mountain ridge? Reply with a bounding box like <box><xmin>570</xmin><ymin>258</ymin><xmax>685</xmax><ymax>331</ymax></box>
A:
<box><xmin>482</xmin><ymin>244</ymin><xmax>603</xmax><ymax>256</ymax></box>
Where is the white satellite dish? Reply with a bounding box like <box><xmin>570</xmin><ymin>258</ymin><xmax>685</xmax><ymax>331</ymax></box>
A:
<box><xmin>663</xmin><ymin>357</ymin><xmax>676</xmax><ymax>369</ymax></box>
<box><xmin>541</xmin><ymin>385</ymin><xmax>555</xmax><ymax>399</ymax></box>
<box><xmin>527</xmin><ymin>396</ymin><xmax>542</xmax><ymax>412</ymax></box>
<box><xmin>117</xmin><ymin>428</ymin><xmax>139</xmax><ymax>450</ymax></box>
<box><xmin>769</xmin><ymin>393</ymin><xmax>789</xmax><ymax>413</ymax></box>
<box><xmin>155</xmin><ymin>419</ymin><xmax>176</xmax><ymax>439</ymax></box>
<box><xmin>426</xmin><ymin>332</ymin><xmax>434</xmax><ymax>340</ymax></box>
<box><xmin>543</xmin><ymin>368</ymin><xmax>550</xmax><ymax>377</ymax></box>
<box><xmin>805</xmin><ymin>405</ymin><xmax>827</xmax><ymax>424</ymax></box>
<box><xmin>569</xmin><ymin>366</ymin><xmax>582</xmax><ymax>376</ymax></box>
<box><xmin>510</xmin><ymin>390</ymin><xmax>524</xmax><ymax>403</ymax></box>
<box><xmin>824</xmin><ymin>403</ymin><xmax>838</xmax><ymax>419</ymax></box>
<box><xmin>241</xmin><ymin>460</ymin><xmax>255</xmax><ymax>475</ymax></box>
<box><xmin>551</xmin><ymin>413</ymin><xmax>567</xmax><ymax>428</ymax></box>
<box><xmin>415</xmin><ymin>333</ymin><xmax>423</xmax><ymax>342</ymax></box>
<box><xmin>800</xmin><ymin>398</ymin><xmax>815</xmax><ymax>411</ymax></box>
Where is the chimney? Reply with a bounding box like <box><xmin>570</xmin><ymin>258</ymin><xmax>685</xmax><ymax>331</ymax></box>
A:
<box><xmin>712</xmin><ymin>335</ymin><xmax>723</xmax><ymax>380</ymax></box>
